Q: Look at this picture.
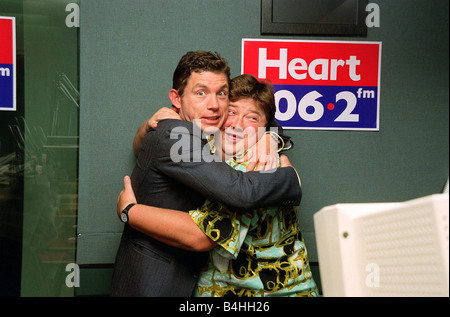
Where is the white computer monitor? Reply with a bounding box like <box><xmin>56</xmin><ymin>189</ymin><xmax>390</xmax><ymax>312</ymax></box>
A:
<box><xmin>314</xmin><ymin>193</ymin><xmax>449</xmax><ymax>297</ymax></box>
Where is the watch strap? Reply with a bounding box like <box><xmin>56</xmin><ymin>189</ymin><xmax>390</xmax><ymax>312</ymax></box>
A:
<box><xmin>121</xmin><ymin>203</ymin><xmax>136</xmax><ymax>223</ymax></box>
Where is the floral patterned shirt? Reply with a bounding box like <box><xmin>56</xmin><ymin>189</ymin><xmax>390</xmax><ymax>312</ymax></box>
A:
<box><xmin>189</xmin><ymin>158</ymin><xmax>318</xmax><ymax>297</ymax></box>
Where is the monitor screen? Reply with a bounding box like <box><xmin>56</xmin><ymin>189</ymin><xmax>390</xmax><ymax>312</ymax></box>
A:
<box><xmin>314</xmin><ymin>194</ymin><xmax>449</xmax><ymax>296</ymax></box>
<box><xmin>261</xmin><ymin>0</ymin><xmax>367</xmax><ymax>35</ymax></box>
<box><xmin>272</xmin><ymin>0</ymin><xmax>359</xmax><ymax>25</ymax></box>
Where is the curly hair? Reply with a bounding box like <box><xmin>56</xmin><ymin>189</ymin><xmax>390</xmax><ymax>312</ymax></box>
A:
<box><xmin>229</xmin><ymin>74</ymin><xmax>275</xmax><ymax>126</ymax></box>
<box><xmin>172</xmin><ymin>51</ymin><xmax>231</xmax><ymax>96</ymax></box>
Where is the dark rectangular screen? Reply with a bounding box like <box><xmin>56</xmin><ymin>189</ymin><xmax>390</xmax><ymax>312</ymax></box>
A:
<box><xmin>272</xmin><ymin>0</ymin><xmax>358</xmax><ymax>25</ymax></box>
<box><xmin>261</xmin><ymin>0</ymin><xmax>367</xmax><ymax>36</ymax></box>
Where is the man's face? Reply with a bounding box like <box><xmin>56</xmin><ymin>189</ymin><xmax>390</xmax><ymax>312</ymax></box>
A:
<box><xmin>220</xmin><ymin>98</ymin><xmax>267</xmax><ymax>157</ymax></box>
<box><xmin>173</xmin><ymin>71</ymin><xmax>229</xmax><ymax>132</ymax></box>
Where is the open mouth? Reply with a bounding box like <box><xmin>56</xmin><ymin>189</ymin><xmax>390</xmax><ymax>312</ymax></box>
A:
<box><xmin>201</xmin><ymin>116</ymin><xmax>221</xmax><ymax>125</ymax></box>
<box><xmin>224</xmin><ymin>130</ymin><xmax>244</xmax><ymax>143</ymax></box>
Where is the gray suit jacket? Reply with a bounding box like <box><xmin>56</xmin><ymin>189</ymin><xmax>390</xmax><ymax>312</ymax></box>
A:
<box><xmin>110</xmin><ymin>119</ymin><xmax>302</xmax><ymax>296</ymax></box>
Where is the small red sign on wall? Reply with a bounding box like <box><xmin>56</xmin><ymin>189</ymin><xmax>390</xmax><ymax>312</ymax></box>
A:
<box><xmin>0</xmin><ymin>16</ymin><xmax>16</xmax><ymax>111</ymax></box>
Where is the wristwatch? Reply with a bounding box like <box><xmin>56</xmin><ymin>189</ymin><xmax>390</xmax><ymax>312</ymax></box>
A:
<box><xmin>120</xmin><ymin>203</ymin><xmax>135</xmax><ymax>223</ymax></box>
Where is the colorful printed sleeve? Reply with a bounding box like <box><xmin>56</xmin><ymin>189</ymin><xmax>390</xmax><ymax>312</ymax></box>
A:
<box><xmin>189</xmin><ymin>200</ymin><xmax>255</xmax><ymax>259</ymax></box>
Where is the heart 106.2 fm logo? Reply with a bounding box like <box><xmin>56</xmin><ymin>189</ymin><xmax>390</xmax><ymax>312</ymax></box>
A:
<box><xmin>242</xmin><ymin>39</ymin><xmax>382</xmax><ymax>131</ymax></box>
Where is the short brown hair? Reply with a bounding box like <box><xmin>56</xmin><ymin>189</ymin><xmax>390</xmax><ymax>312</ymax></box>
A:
<box><xmin>229</xmin><ymin>74</ymin><xmax>275</xmax><ymax>126</ymax></box>
<box><xmin>172</xmin><ymin>51</ymin><xmax>231</xmax><ymax>96</ymax></box>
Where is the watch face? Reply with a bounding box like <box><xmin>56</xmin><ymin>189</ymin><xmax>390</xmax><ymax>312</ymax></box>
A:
<box><xmin>120</xmin><ymin>212</ymin><xmax>128</xmax><ymax>223</ymax></box>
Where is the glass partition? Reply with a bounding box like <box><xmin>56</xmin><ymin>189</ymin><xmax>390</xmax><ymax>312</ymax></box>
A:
<box><xmin>0</xmin><ymin>0</ymin><xmax>79</xmax><ymax>297</ymax></box>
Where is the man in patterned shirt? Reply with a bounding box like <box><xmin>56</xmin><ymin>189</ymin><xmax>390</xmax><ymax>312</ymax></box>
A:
<box><xmin>189</xmin><ymin>74</ymin><xmax>318</xmax><ymax>296</ymax></box>
<box><xmin>117</xmin><ymin>74</ymin><xmax>318</xmax><ymax>297</ymax></box>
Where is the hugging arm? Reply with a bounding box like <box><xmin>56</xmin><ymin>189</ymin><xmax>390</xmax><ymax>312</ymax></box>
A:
<box><xmin>155</xmin><ymin>121</ymin><xmax>301</xmax><ymax>210</ymax></box>
<box><xmin>133</xmin><ymin>108</ymin><xmax>292</xmax><ymax>160</ymax></box>
<box><xmin>118</xmin><ymin>176</ymin><xmax>217</xmax><ymax>252</ymax></box>
<box><xmin>122</xmin><ymin>121</ymin><xmax>301</xmax><ymax>251</ymax></box>
<box><xmin>133</xmin><ymin>107</ymin><xmax>181</xmax><ymax>156</ymax></box>
<box><xmin>239</xmin><ymin>118</ymin><xmax>294</xmax><ymax>171</ymax></box>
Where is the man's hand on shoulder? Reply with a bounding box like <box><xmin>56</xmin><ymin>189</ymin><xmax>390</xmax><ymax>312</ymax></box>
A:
<box><xmin>133</xmin><ymin>107</ymin><xmax>181</xmax><ymax>156</ymax></box>
<box><xmin>279</xmin><ymin>154</ymin><xmax>301</xmax><ymax>187</ymax></box>
<box><xmin>147</xmin><ymin>107</ymin><xmax>181</xmax><ymax>130</ymax></box>
<box><xmin>279</xmin><ymin>153</ymin><xmax>293</xmax><ymax>168</ymax></box>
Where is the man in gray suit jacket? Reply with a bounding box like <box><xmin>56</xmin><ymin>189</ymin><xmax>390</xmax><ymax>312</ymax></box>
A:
<box><xmin>110</xmin><ymin>51</ymin><xmax>301</xmax><ymax>296</ymax></box>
